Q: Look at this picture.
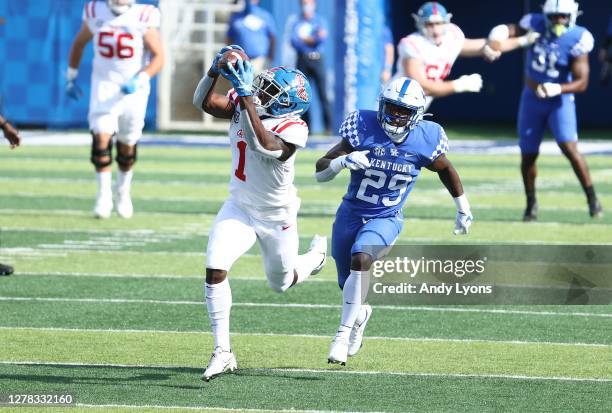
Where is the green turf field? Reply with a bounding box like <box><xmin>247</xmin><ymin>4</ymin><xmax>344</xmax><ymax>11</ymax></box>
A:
<box><xmin>0</xmin><ymin>144</ymin><xmax>611</xmax><ymax>412</ymax></box>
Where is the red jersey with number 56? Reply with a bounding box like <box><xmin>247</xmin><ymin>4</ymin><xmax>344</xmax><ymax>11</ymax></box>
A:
<box><xmin>83</xmin><ymin>1</ymin><xmax>160</xmax><ymax>84</ymax></box>
<box><xmin>395</xmin><ymin>24</ymin><xmax>465</xmax><ymax>82</ymax></box>
<box><xmin>225</xmin><ymin>89</ymin><xmax>309</xmax><ymax>221</ymax></box>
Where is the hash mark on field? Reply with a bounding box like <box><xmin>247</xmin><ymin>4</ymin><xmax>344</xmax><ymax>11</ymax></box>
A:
<box><xmin>0</xmin><ymin>326</ymin><xmax>609</xmax><ymax>348</ymax></box>
<box><xmin>1</xmin><ymin>361</ymin><xmax>610</xmax><ymax>383</ymax></box>
<box><xmin>1</xmin><ymin>296</ymin><xmax>610</xmax><ymax>318</ymax></box>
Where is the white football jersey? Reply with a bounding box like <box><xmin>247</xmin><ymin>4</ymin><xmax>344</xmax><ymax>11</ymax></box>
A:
<box><xmin>396</xmin><ymin>23</ymin><xmax>465</xmax><ymax>82</ymax></box>
<box><xmin>225</xmin><ymin>90</ymin><xmax>309</xmax><ymax>221</ymax></box>
<box><xmin>83</xmin><ymin>1</ymin><xmax>160</xmax><ymax>84</ymax></box>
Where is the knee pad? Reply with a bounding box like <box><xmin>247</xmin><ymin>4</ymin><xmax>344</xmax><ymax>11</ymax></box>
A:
<box><xmin>90</xmin><ymin>133</ymin><xmax>113</xmax><ymax>168</ymax></box>
<box><xmin>116</xmin><ymin>141</ymin><xmax>138</xmax><ymax>168</ymax></box>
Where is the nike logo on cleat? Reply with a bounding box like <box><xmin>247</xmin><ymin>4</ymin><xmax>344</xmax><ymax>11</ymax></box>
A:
<box><xmin>281</xmin><ymin>225</ymin><xmax>291</xmax><ymax>231</ymax></box>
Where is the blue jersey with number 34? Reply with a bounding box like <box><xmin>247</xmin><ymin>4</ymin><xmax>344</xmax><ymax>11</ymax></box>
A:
<box><xmin>338</xmin><ymin>110</ymin><xmax>448</xmax><ymax>219</ymax></box>
<box><xmin>520</xmin><ymin>13</ymin><xmax>594</xmax><ymax>84</ymax></box>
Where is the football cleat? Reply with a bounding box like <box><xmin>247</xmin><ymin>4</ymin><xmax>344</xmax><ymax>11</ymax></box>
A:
<box><xmin>93</xmin><ymin>192</ymin><xmax>113</xmax><ymax>219</ymax></box>
<box><xmin>115</xmin><ymin>190</ymin><xmax>134</xmax><ymax>219</ymax></box>
<box><xmin>0</xmin><ymin>263</ymin><xmax>14</xmax><ymax>276</ymax></box>
<box><xmin>308</xmin><ymin>234</ymin><xmax>327</xmax><ymax>275</ymax></box>
<box><xmin>348</xmin><ymin>304</ymin><xmax>372</xmax><ymax>357</ymax></box>
<box><xmin>327</xmin><ymin>337</ymin><xmax>349</xmax><ymax>366</ymax></box>
<box><xmin>523</xmin><ymin>200</ymin><xmax>538</xmax><ymax>222</ymax></box>
<box><xmin>589</xmin><ymin>199</ymin><xmax>603</xmax><ymax>218</ymax></box>
<box><xmin>202</xmin><ymin>347</ymin><xmax>237</xmax><ymax>382</ymax></box>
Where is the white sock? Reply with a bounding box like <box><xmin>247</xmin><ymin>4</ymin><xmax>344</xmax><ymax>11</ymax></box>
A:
<box><xmin>205</xmin><ymin>279</ymin><xmax>232</xmax><ymax>351</ymax></box>
<box><xmin>116</xmin><ymin>170</ymin><xmax>133</xmax><ymax>194</ymax></box>
<box><xmin>354</xmin><ymin>305</ymin><xmax>368</xmax><ymax>326</ymax></box>
<box><xmin>337</xmin><ymin>270</ymin><xmax>365</xmax><ymax>341</ymax></box>
<box><xmin>293</xmin><ymin>249</ymin><xmax>324</xmax><ymax>285</ymax></box>
<box><xmin>96</xmin><ymin>171</ymin><xmax>112</xmax><ymax>197</ymax></box>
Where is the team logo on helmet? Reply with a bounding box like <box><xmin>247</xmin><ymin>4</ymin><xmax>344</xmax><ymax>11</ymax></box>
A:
<box><xmin>295</xmin><ymin>74</ymin><xmax>309</xmax><ymax>102</ymax></box>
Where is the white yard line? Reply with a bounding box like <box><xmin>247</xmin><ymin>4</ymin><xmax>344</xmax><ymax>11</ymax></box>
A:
<box><xmin>0</xmin><ymin>296</ymin><xmax>610</xmax><ymax>319</ymax></box>
<box><xmin>74</xmin><ymin>403</ymin><xmax>355</xmax><ymax>413</ymax></box>
<box><xmin>0</xmin><ymin>326</ymin><xmax>609</xmax><ymax>348</ymax></box>
<box><xmin>0</xmin><ymin>360</ymin><xmax>609</xmax><ymax>383</ymax></box>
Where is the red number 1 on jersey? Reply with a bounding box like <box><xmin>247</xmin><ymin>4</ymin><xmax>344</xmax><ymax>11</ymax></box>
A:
<box><xmin>235</xmin><ymin>141</ymin><xmax>247</xmax><ymax>181</ymax></box>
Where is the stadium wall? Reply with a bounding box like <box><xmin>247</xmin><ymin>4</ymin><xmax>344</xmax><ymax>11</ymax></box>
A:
<box><xmin>0</xmin><ymin>0</ymin><xmax>158</xmax><ymax>130</ymax></box>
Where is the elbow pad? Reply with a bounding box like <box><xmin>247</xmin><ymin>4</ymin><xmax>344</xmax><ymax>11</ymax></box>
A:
<box><xmin>192</xmin><ymin>75</ymin><xmax>215</xmax><ymax>111</ymax></box>
<box><xmin>240</xmin><ymin>109</ymin><xmax>283</xmax><ymax>159</ymax></box>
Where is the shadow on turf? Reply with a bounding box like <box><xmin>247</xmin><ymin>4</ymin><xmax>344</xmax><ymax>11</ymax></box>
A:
<box><xmin>0</xmin><ymin>364</ymin><xmax>203</xmax><ymax>390</ymax></box>
<box><xmin>1</xmin><ymin>364</ymin><xmax>322</xmax><ymax>388</ymax></box>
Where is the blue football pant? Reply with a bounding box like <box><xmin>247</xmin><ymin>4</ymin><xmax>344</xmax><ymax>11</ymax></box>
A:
<box><xmin>331</xmin><ymin>211</ymin><xmax>403</xmax><ymax>289</ymax></box>
<box><xmin>518</xmin><ymin>87</ymin><xmax>578</xmax><ymax>155</ymax></box>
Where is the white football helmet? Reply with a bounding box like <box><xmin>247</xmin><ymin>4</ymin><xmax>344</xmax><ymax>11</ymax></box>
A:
<box><xmin>107</xmin><ymin>0</ymin><xmax>135</xmax><ymax>15</ymax></box>
<box><xmin>377</xmin><ymin>77</ymin><xmax>426</xmax><ymax>144</ymax></box>
<box><xmin>542</xmin><ymin>0</ymin><xmax>581</xmax><ymax>36</ymax></box>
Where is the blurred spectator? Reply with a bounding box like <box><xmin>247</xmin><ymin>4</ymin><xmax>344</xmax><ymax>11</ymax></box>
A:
<box><xmin>289</xmin><ymin>0</ymin><xmax>332</xmax><ymax>133</ymax></box>
<box><xmin>1</xmin><ymin>110</ymin><xmax>20</xmax><ymax>277</ymax></box>
<box><xmin>599</xmin><ymin>15</ymin><xmax>612</xmax><ymax>85</ymax></box>
<box><xmin>227</xmin><ymin>0</ymin><xmax>276</xmax><ymax>73</ymax></box>
<box><xmin>381</xmin><ymin>24</ymin><xmax>394</xmax><ymax>84</ymax></box>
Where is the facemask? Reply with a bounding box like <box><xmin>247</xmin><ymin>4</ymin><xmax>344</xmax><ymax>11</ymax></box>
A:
<box><xmin>551</xmin><ymin>23</ymin><xmax>568</xmax><ymax>37</ymax></box>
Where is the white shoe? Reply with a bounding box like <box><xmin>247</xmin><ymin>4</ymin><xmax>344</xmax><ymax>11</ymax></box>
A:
<box><xmin>348</xmin><ymin>304</ymin><xmax>372</xmax><ymax>357</ymax></box>
<box><xmin>115</xmin><ymin>190</ymin><xmax>133</xmax><ymax>219</ymax></box>
<box><xmin>93</xmin><ymin>192</ymin><xmax>113</xmax><ymax>219</ymax></box>
<box><xmin>327</xmin><ymin>337</ymin><xmax>349</xmax><ymax>366</ymax></box>
<box><xmin>201</xmin><ymin>347</ymin><xmax>237</xmax><ymax>382</ymax></box>
<box><xmin>308</xmin><ymin>234</ymin><xmax>327</xmax><ymax>275</ymax></box>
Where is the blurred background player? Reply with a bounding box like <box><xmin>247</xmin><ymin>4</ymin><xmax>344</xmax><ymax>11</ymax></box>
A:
<box><xmin>396</xmin><ymin>2</ymin><xmax>511</xmax><ymax>110</ymax></box>
<box><xmin>488</xmin><ymin>0</ymin><xmax>602</xmax><ymax>220</ymax></box>
<box><xmin>193</xmin><ymin>46</ymin><xmax>327</xmax><ymax>381</ymax></box>
<box><xmin>227</xmin><ymin>0</ymin><xmax>276</xmax><ymax>74</ymax></box>
<box><xmin>315</xmin><ymin>77</ymin><xmax>472</xmax><ymax>365</ymax></box>
<box><xmin>289</xmin><ymin>0</ymin><xmax>333</xmax><ymax>134</ymax></box>
<box><xmin>66</xmin><ymin>0</ymin><xmax>165</xmax><ymax>219</ymax></box>
<box><xmin>1</xmin><ymin>111</ymin><xmax>21</xmax><ymax>276</ymax></box>
<box><xmin>599</xmin><ymin>15</ymin><xmax>612</xmax><ymax>86</ymax></box>
<box><xmin>381</xmin><ymin>24</ymin><xmax>395</xmax><ymax>84</ymax></box>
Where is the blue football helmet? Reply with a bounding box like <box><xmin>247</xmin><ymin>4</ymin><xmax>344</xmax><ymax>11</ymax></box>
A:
<box><xmin>252</xmin><ymin>67</ymin><xmax>311</xmax><ymax>118</ymax></box>
<box><xmin>542</xmin><ymin>0</ymin><xmax>581</xmax><ymax>37</ymax></box>
<box><xmin>412</xmin><ymin>2</ymin><xmax>452</xmax><ymax>42</ymax></box>
<box><xmin>377</xmin><ymin>77</ymin><xmax>426</xmax><ymax>144</ymax></box>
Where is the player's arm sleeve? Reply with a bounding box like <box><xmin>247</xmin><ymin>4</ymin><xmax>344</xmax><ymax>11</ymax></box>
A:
<box><xmin>449</xmin><ymin>23</ymin><xmax>466</xmax><ymax>50</ymax></box>
<box><xmin>271</xmin><ymin>119</ymin><xmax>309</xmax><ymax>148</ymax></box>
<box><xmin>571</xmin><ymin>30</ymin><xmax>595</xmax><ymax>57</ymax></box>
<box><xmin>146</xmin><ymin>7</ymin><xmax>161</xmax><ymax>29</ymax></box>
<box><xmin>226</xmin><ymin>88</ymin><xmax>240</xmax><ymax>110</ymax></box>
<box><xmin>338</xmin><ymin>110</ymin><xmax>362</xmax><ymax>149</ymax></box>
<box><xmin>519</xmin><ymin>14</ymin><xmax>534</xmax><ymax>31</ymax></box>
<box><xmin>82</xmin><ymin>1</ymin><xmax>96</xmax><ymax>31</ymax></box>
<box><xmin>397</xmin><ymin>36</ymin><xmax>422</xmax><ymax>60</ymax></box>
<box><xmin>420</xmin><ymin>124</ymin><xmax>449</xmax><ymax>167</ymax></box>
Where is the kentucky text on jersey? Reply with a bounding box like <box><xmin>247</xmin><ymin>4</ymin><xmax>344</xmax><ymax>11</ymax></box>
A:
<box><xmin>338</xmin><ymin>110</ymin><xmax>448</xmax><ymax>219</ymax></box>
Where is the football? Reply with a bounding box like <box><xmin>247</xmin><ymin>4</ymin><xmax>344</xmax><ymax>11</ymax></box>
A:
<box><xmin>217</xmin><ymin>48</ymin><xmax>249</xmax><ymax>71</ymax></box>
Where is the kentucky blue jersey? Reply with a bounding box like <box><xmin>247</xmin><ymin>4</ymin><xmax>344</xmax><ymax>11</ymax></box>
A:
<box><xmin>520</xmin><ymin>13</ymin><xmax>594</xmax><ymax>84</ymax></box>
<box><xmin>338</xmin><ymin>110</ymin><xmax>448</xmax><ymax>219</ymax></box>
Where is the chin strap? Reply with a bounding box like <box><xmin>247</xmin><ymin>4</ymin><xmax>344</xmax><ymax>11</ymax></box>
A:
<box><xmin>240</xmin><ymin>108</ymin><xmax>283</xmax><ymax>159</ymax></box>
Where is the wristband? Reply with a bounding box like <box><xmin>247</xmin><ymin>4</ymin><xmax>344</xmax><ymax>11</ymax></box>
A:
<box><xmin>453</xmin><ymin>194</ymin><xmax>471</xmax><ymax>212</ymax></box>
<box><xmin>66</xmin><ymin>67</ymin><xmax>79</xmax><ymax>81</ymax></box>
